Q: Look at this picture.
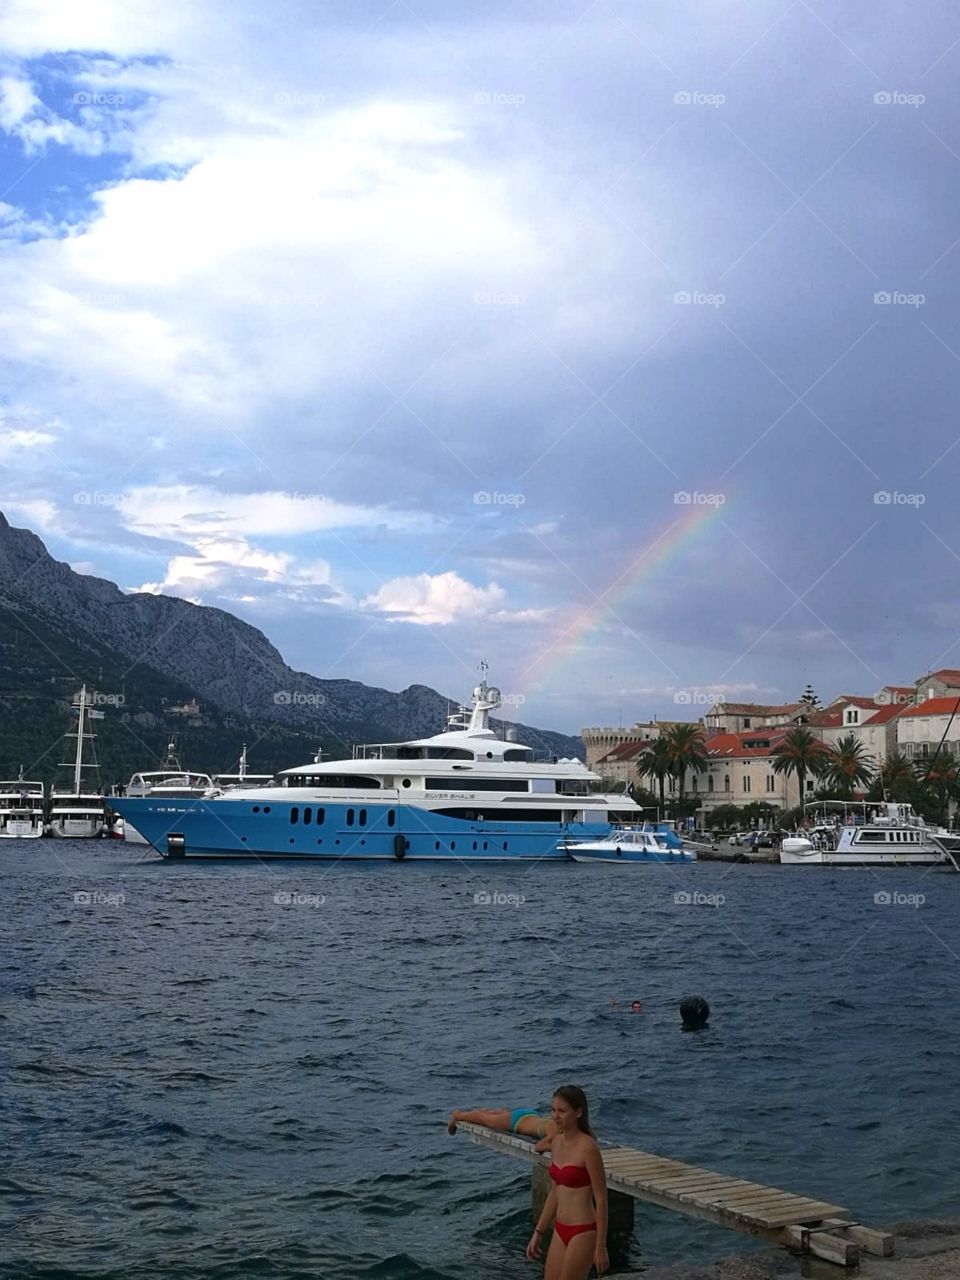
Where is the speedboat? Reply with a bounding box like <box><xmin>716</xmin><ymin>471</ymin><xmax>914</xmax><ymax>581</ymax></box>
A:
<box><xmin>563</xmin><ymin>827</ymin><xmax>697</xmax><ymax>863</ymax></box>
<box><xmin>48</xmin><ymin>685</ymin><xmax>108</xmax><ymax>838</ymax></box>
<box><xmin>0</xmin><ymin>769</ymin><xmax>44</xmax><ymax>838</ymax></box>
<box><xmin>780</xmin><ymin>802</ymin><xmax>946</xmax><ymax>866</ymax></box>
<box><xmin>109</xmin><ymin>668</ymin><xmax>640</xmax><ymax>860</ymax></box>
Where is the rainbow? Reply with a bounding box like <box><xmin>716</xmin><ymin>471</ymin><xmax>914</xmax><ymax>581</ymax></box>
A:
<box><xmin>521</xmin><ymin>498</ymin><xmax>728</xmax><ymax>692</ymax></box>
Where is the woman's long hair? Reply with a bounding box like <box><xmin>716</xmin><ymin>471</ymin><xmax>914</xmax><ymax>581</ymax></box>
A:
<box><xmin>553</xmin><ymin>1084</ymin><xmax>595</xmax><ymax>1136</ymax></box>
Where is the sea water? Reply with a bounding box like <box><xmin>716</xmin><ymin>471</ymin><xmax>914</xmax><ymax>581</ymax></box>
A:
<box><xmin>3</xmin><ymin>843</ymin><xmax>959</xmax><ymax>1277</ymax></box>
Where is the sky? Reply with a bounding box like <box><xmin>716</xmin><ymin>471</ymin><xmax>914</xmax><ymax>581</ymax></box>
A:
<box><xmin>1</xmin><ymin>0</ymin><xmax>959</xmax><ymax>734</ymax></box>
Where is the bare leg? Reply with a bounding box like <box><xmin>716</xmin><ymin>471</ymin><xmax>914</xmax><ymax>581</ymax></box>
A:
<box><xmin>544</xmin><ymin>1231</ymin><xmax>565</xmax><ymax>1280</ymax></box>
<box><xmin>448</xmin><ymin>1107</ymin><xmax>513</xmax><ymax>1135</ymax></box>
<box><xmin>558</xmin><ymin>1230</ymin><xmax>596</xmax><ymax>1280</ymax></box>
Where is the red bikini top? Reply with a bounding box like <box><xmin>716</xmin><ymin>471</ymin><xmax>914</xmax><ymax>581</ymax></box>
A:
<box><xmin>549</xmin><ymin>1163</ymin><xmax>591</xmax><ymax>1188</ymax></box>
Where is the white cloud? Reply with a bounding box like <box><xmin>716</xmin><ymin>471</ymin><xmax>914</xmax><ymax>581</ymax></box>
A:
<box><xmin>363</xmin><ymin>571</ymin><xmax>507</xmax><ymax>625</ymax></box>
<box><xmin>0</xmin><ymin>427</ymin><xmax>57</xmax><ymax>459</ymax></box>
<box><xmin>116</xmin><ymin>484</ymin><xmax>427</xmax><ymax>540</ymax></box>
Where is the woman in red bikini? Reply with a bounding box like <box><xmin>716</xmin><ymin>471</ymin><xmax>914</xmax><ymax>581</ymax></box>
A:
<box><xmin>526</xmin><ymin>1084</ymin><xmax>608</xmax><ymax>1277</ymax></box>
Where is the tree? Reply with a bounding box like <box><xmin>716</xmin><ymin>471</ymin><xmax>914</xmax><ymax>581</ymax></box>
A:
<box><xmin>635</xmin><ymin>738</ymin><xmax>672</xmax><ymax>813</ymax></box>
<box><xmin>663</xmin><ymin>722</ymin><xmax>708</xmax><ymax>803</ymax></box>
<box><xmin>799</xmin><ymin>684</ymin><xmax>821</xmax><ymax>709</ymax></box>
<box><xmin>821</xmin><ymin>734</ymin><xmax>875</xmax><ymax>798</ymax></box>
<box><xmin>916</xmin><ymin>750</ymin><xmax>960</xmax><ymax>821</ymax></box>
<box><xmin>867</xmin><ymin>751</ymin><xmax>915</xmax><ymax>802</ymax></box>
<box><xmin>771</xmin><ymin>728</ymin><xmax>829</xmax><ymax>809</ymax></box>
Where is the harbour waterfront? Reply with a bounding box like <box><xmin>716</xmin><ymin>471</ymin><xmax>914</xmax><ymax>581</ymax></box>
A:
<box><xmin>3</xmin><ymin>843</ymin><xmax>959</xmax><ymax>1278</ymax></box>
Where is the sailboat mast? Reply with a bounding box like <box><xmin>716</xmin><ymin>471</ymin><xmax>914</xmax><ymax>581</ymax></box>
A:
<box><xmin>74</xmin><ymin>685</ymin><xmax>87</xmax><ymax>793</ymax></box>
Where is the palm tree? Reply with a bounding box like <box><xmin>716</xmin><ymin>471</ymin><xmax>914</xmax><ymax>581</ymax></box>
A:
<box><xmin>771</xmin><ymin>728</ymin><xmax>829</xmax><ymax>809</ymax></box>
<box><xmin>635</xmin><ymin>738</ymin><xmax>672</xmax><ymax>814</ymax></box>
<box><xmin>916</xmin><ymin>750</ymin><xmax>960</xmax><ymax>815</ymax></box>
<box><xmin>876</xmin><ymin>751</ymin><xmax>914</xmax><ymax>800</ymax></box>
<box><xmin>663</xmin><ymin>722</ymin><xmax>709</xmax><ymax>803</ymax></box>
<box><xmin>821</xmin><ymin>734</ymin><xmax>875</xmax><ymax>797</ymax></box>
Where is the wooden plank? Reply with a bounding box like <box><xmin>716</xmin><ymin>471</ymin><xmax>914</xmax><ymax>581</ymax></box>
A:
<box><xmin>751</xmin><ymin>1203</ymin><xmax>847</xmax><ymax>1229</ymax></box>
<box><xmin>808</xmin><ymin>1232</ymin><xmax>860</xmax><ymax>1267</ymax></box>
<box><xmin>602</xmin><ymin>1153</ymin><xmax>687</xmax><ymax>1171</ymax></box>
<box><xmin>706</xmin><ymin>1188</ymin><xmax>806</xmax><ymax>1209</ymax></box>
<box><xmin>822</xmin><ymin>1221</ymin><xmax>895</xmax><ymax>1257</ymax></box>
<box><xmin>647</xmin><ymin>1174</ymin><xmax>748</xmax><ymax>1194</ymax></box>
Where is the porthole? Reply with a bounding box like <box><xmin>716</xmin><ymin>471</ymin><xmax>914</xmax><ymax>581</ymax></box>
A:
<box><xmin>483</xmin><ymin>841</ymin><xmax>488</xmax><ymax>850</ymax></box>
<box><xmin>402</xmin><ymin>779</ymin><xmax>411</xmax><ymax>788</ymax></box>
<box><xmin>435</xmin><ymin>840</ymin><xmax>440</xmax><ymax>850</ymax></box>
<box><xmin>263</xmin><ymin>806</ymin><xmax>271</xmax><ymax>814</ymax></box>
<box><xmin>359</xmin><ymin>808</ymin><xmax>367</xmax><ymax>826</ymax></box>
<box><xmin>290</xmin><ymin>807</ymin><xmax>299</xmax><ymax>824</ymax></box>
<box><xmin>387</xmin><ymin>809</ymin><xmax>396</xmax><ymax>827</ymax></box>
<box><xmin>473</xmin><ymin>841</ymin><xmax>477</xmax><ymax>850</ymax></box>
<box><xmin>316</xmin><ymin>808</ymin><xmax>325</xmax><ymax>825</ymax></box>
<box><xmin>346</xmin><ymin>809</ymin><xmax>354</xmax><ymax>826</ymax></box>
<box><xmin>253</xmin><ymin>805</ymin><xmax>260</xmax><ymax>813</ymax></box>
<box><xmin>304</xmin><ymin>807</ymin><xmax>312</xmax><ymax>825</ymax></box>
<box><xmin>241</xmin><ymin>836</ymin><xmax>247</xmax><ymax>842</ymax></box>
<box><xmin>289</xmin><ymin>837</ymin><xmax>295</xmax><ymax>844</ymax></box>
<box><xmin>450</xmin><ymin>840</ymin><xmax>456</xmax><ymax>850</ymax></box>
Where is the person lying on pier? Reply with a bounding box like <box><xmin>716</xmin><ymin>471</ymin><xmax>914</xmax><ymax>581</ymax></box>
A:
<box><xmin>447</xmin><ymin>1105</ymin><xmax>559</xmax><ymax>1148</ymax></box>
<box><xmin>526</xmin><ymin>1084</ymin><xmax>609</xmax><ymax>1278</ymax></box>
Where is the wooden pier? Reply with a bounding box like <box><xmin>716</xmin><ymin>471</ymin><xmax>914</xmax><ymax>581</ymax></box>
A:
<box><xmin>458</xmin><ymin>1122</ymin><xmax>894</xmax><ymax>1268</ymax></box>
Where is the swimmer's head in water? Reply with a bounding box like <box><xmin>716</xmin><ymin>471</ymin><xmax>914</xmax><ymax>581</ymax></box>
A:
<box><xmin>552</xmin><ymin>1083</ymin><xmax>595</xmax><ymax>1136</ymax></box>
<box><xmin>630</xmin><ymin>1000</ymin><xmax>642</xmax><ymax>1013</ymax></box>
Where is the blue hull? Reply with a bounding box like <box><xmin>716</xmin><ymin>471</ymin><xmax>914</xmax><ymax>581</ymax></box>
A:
<box><xmin>110</xmin><ymin>796</ymin><xmax>614</xmax><ymax>860</ymax></box>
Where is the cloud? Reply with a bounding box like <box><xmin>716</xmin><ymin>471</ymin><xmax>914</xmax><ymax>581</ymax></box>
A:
<box><xmin>363</xmin><ymin>571</ymin><xmax>508</xmax><ymax>625</ymax></box>
<box><xmin>0</xmin><ymin>427</ymin><xmax>57</xmax><ymax>460</ymax></box>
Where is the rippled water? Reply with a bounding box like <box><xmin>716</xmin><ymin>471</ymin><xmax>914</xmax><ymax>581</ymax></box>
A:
<box><xmin>3</xmin><ymin>842</ymin><xmax>959</xmax><ymax>1277</ymax></box>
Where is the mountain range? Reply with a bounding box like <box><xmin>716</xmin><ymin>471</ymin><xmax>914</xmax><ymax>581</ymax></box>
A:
<box><xmin>0</xmin><ymin>511</ymin><xmax>582</xmax><ymax>786</ymax></box>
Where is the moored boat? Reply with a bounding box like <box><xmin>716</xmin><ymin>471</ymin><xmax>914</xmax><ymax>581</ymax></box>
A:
<box><xmin>110</xmin><ymin>668</ymin><xmax>639</xmax><ymax>860</ymax></box>
<box><xmin>563</xmin><ymin>827</ymin><xmax>697</xmax><ymax>864</ymax></box>
<box><xmin>48</xmin><ymin>685</ymin><xmax>108</xmax><ymax>838</ymax></box>
<box><xmin>780</xmin><ymin>801</ymin><xmax>946</xmax><ymax>867</ymax></box>
<box><xmin>0</xmin><ymin>769</ymin><xmax>45</xmax><ymax>838</ymax></box>
<box><xmin>121</xmin><ymin>740</ymin><xmax>213</xmax><ymax>844</ymax></box>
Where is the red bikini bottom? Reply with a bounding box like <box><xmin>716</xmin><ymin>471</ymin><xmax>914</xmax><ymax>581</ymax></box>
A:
<box><xmin>555</xmin><ymin>1220</ymin><xmax>597</xmax><ymax>1246</ymax></box>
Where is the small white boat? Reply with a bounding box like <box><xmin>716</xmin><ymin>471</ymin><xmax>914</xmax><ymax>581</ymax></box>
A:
<box><xmin>0</xmin><ymin>769</ymin><xmax>45</xmax><ymax>838</ymax></box>
<box><xmin>780</xmin><ymin>802</ymin><xmax>945</xmax><ymax>867</ymax></box>
<box><xmin>563</xmin><ymin>827</ymin><xmax>697</xmax><ymax>864</ymax></box>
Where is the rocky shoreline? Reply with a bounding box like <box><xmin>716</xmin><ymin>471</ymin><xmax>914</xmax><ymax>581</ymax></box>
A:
<box><xmin>623</xmin><ymin>1219</ymin><xmax>960</xmax><ymax>1279</ymax></box>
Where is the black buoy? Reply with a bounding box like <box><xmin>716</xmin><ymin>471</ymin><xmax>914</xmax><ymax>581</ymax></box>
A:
<box><xmin>680</xmin><ymin>996</ymin><xmax>710</xmax><ymax>1030</ymax></box>
<box><xmin>393</xmin><ymin>834</ymin><xmax>407</xmax><ymax>860</ymax></box>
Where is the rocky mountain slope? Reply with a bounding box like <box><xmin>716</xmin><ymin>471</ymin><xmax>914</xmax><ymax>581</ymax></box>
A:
<box><xmin>0</xmin><ymin>511</ymin><xmax>583</xmax><ymax>760</ymax></box>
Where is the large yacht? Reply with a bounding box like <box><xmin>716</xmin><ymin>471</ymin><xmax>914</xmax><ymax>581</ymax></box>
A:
<box><xmin>780</xmin><ymin>801</ymin><xmax>946</xmax><ymax>866</ymax></box>
<box><xmin>48</xmin><ymin>685</ymin><xmax>108</xmax><ymax>838</ymax></box>
<box><xmin>0</xmin><ymin>769</ymin><xmax>45</xmax><ymax>839</ymax></box>
<box><xmin>121</xmin><ymin>740</ymin><xmax>213</xmax><ymax>845</ymax></box>
<box><xmin>111</xmin><ymin>672</ymin><xmax>638</xmax><ymax>860</ymax></box>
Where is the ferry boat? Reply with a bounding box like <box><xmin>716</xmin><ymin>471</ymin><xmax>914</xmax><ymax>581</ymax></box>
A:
<box><xmin>121</xmin><ymin>740</ymin><xmax>213</xmax><ymax>845</ymax></box>
<box><xmin>110</xmin><ymin>671</ymin><xmax>638</xmax><ymax>860</ymax></box>
<box><xmin>0</xmin><ymin>769</ymin><xmax>45</xmax><ymax>838</ymax></box>
<box><xmin>563</xmin><ymin>827</ymin><xmax>696</xmax><ymax>864</ymax></box>
<box><xmin>780</xmin><ymin>801</ymin><xmax>946</xmax><ymax>866</ymax></box>
<box><xmin>48</xmin><ymin>685</ymin><xmax>108</xmax><ymax>838</ymax></box>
